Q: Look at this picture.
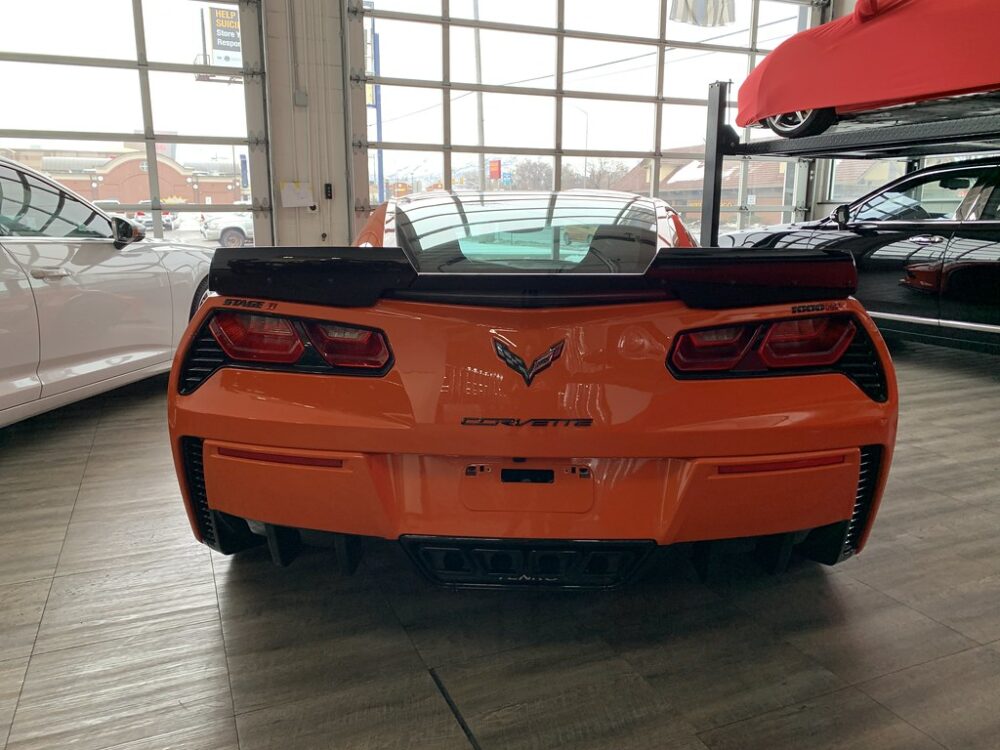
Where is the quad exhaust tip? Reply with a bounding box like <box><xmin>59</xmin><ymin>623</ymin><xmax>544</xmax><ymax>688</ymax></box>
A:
<box><xmin>401</xmin><ymin>536</ymin><xmax>655</xmax><ymax>589</ymax></box>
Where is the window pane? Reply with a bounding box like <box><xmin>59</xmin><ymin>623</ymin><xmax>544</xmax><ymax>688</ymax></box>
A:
<box><xmin>660</xmin><ymin>104</ymin><xmax>716</xmax><ymax>154</ymax></box>
<box><xmin>148</xmin><ymin>71</ymin><xmax>247</xmax><ymax>138</ymax></box>
<box><xmin>368</xmin><ymin>0</ymin><xmax>441</xmax><ymax>14</ymax></box>
<box><xmin>657</xmin><ymin>158</ymin><xmax>708</xmax><ymax>219</ymax></box>
<box><xmin>561</xmin><ymin>157</ymin><xmax>646</xmax><ymax>192</ymax></box>
<box><xmin>143</xmin><ymin>0</ymin><xmax>244</xmax><ymax>68</ymax></box>
<box><xmin>155</xmin><ymin>144</ymin><xmax>250</xmax><ymax>208</ymax></box>
<box><xmin>368</xmin><ymin>86</ymin><xmax>443</xmax><ymax>145</ymax></box>
<box><xmin>563</xmin><ymin>39</ymin><xmax>658</xmax><ymax>97</ymax></box>
<box><xmin>365</xmin><ymin>19</ymin><xmax>442</xmax><ymax>82</ymax></box>
<box><xmin>369</xmin><ymin>149</ymin><xmax>444</xmax><ymax>204</ymax></box>
<box><xmin>564</xmin><ymin>0</ymin><xmax>660</xmax><ymax>37</ymax></box>
<box><xmin>451</xmin><ymin>0</ymin><xmax>557</xmax><ymax>27</ymax></box>
<box><xmin>564</xmin><ymin>99</ymin><xmax>654</xmax><ymax>152</ymax></box>
<box><xmin>757</xmin><ymin>0</ymin><xmax>809</xmax><ymax>50</ymax></box>
<box><xmin>0</xmin><ymin>165</ymin><xmax>113</xmax><ymax>239</ymax></box>
<box><xmin>830</xmin><ymin>160</ymin><xmax>907</xmax><ymax>203</ymax></box>
<box><xmin>747</xmin><ymin>209</ymin><xmax>790</xmax><ymax>229</ymax></box>
<box><xmin>718</xmin><ymin>210</ymin><xmax>740</xmax><ymax>235</ymax></box>
<box><xmin>0</xmin><ymin>140</ymin><xmax>151</xmax><ymax>205</ymax></box>
<box><xmin>746</xmin><ymin>161</ymin><xmax>795</xmax><ymax>216</ymax></box>
<box><xmin>452</xmin><ymin>154</ymin><xmax>554</xmax><ymax>191</ymax></box>
<box><xmin>663</xmin><ymin>48</ymin><xmax>749</xmax><ymax>101</ymax></box>
<box><xmin>0</xmin><ymin>0</ymin><xmax>135</xmax><ymax>59</ymax></box>
<box><xmin>452</xmin><ymin>92</ymin><xmax>555</xmax><ymax>149</ymax></box>
<box><xmin>0</xmin><ymin>62</ymin><xmax>143</xmax><ymax>134</ymax></box>
<box><xmin>666</xmin><ymin>1</ymin><xmax>752</xmax><ymax>48</ymax></box>
<box><xmin>450</xmin><ymin>28</ymin><xmax>556</xmax><ymax>89</ymax></box>
<box><xmin>854</xmin><ymin>171</ymin><xmax>977</xmax><ymax>222</ymax></box>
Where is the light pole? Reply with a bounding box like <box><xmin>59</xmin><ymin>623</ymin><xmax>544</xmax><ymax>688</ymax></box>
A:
<box><xmin>571</xmin><ymin>106</ymin><xmax>590</xmax><ymax>187</ymax></box>
<box><xmin>473</xmin><ymin>0</ymin><xmax>486</xmax><ymax>191</ymax></box>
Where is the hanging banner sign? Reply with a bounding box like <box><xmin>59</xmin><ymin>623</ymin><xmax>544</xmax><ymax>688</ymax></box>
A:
<box><xmin>210</xmin><ymin>7</ymin><xmax>243</xmax><ymax>68</ymax></box>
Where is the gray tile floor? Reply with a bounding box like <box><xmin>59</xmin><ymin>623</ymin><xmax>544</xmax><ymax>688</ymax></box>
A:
<box><xmin>1</xmin><ymin>341</ymin><xmax>998</xmax><ymax>750</ymax></box>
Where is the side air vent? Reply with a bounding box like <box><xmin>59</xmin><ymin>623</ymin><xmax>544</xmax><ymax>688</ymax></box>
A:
<box><xmin>842</xmin><ymin>445</ymin><xmax>883</xmax><ymax>559</ymax></box>
<box><xmin>836</xmin><ymin>327</ymin><xmax>888</xmax><ymax>402</ymax></box>
<box><xmin>401</xmin><ymin>536</ymin><xmax>655</xmax><ymax>589</ymax></box>
<box><xmin>180</xmin><ymin>436</ymin><xmax>218</xmax><ymax>547</ymax></box>
<box><xmin>179</xmin><ymin>329</ymin><xmax>228</xmax><ymax>395</ymax></box>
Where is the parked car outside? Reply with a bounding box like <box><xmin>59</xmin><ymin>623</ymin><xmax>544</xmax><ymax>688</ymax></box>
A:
<box><xmin>200</xmin><ymin>211</ymin><xmax>254</xmax><ymax>247</ymax></box>
<box><xmin>92</xmin><ymin>199</ymin><xmax>123</xmax><ymax>216</ymax></box>
<box><xmin>721</xmin><ymin>158</ymin><xmax>1000</xmax><ymax>352</ymax></box>
<box><xmin>133</xmin><ymin>199</ymin><xmax>176</xmax><ymax>231</ymax></box>
<box><xmin>0</xmin><ymin>157</ymin><xmax>214</xmax><ymax>428</ymax></box>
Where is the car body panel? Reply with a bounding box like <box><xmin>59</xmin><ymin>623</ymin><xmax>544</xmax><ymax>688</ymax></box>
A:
<box><xmin>0</xmin><ymin>245</ymin><xmax>41</xmax><ymax>411</ymax></box>
<box><xmin>169</xmin><ymin>293</ymin><xmax>896</xmax><ymax>549</ymax></box>
<box><xmin>0</xmin><ymin>157</ymin><xmax>214</xmax><ymax>428</ymax></box>
<box><xmin>722</xmin><ymin>161</ymin><xmax>1000</xmax><ymax>352</ymax></box>
<box><xmin>167</xmin><ymin>191</ymin><xmax>898</xmax><ymax>581</ymax></box>
<box><xmin>2</xmin><ymin>236</ymin><xmax>175</xmax><ymax>398</ymax></box>
<box><xmin>737</xmin><ymin>0</ymin><xmax>1000</xmax><ymax>127</ymax></box>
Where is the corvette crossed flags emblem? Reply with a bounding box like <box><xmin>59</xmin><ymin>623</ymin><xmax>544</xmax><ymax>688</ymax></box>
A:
<box><xmin>492</xmin><ymin>338</ymin><xmax>566</xmax><ymax>386</ymax></box>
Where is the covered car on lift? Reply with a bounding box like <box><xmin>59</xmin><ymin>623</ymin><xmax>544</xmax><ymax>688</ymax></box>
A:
<box><xmin>738</xmin><ymin>0</ymin><xmax>1000</xmax><ymax>137</ymax></box>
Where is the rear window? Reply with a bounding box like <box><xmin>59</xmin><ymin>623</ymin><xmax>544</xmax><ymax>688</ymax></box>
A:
<box><xmin>394</xmin><ymin>193</ymin><xmax>659</xmax><ymax>274</ymax></box>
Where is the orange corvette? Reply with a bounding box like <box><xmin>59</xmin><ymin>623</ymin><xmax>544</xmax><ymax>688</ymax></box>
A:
<box><xmin>168</xmin><ymin>192</ymin><xmax>897</xmax><ymax>587</ymax></box>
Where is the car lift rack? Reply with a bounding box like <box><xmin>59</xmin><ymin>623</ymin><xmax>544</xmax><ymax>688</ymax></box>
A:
<box><xmin>700</xmin><ymin>81</ymin><xmax>1000</xmax><ymax>246</ymax></box>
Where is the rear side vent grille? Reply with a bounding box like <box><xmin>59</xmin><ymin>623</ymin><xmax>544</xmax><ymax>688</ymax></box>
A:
<box><xmin>401</xmin><ymin>536</ymin><xmax>655</xmax><ymax>589</ymax></box>
<box><xmin>842</xmin><ymin>445</ymin><xmax>883</xmax><ymax>559</ymax></box>
<box><xmin>180</xmin><ymin>437</ymin><xmax>218</xmax><ymax>548</ymax></box>
<box><xmin>836</xmin><ymin>327</ymin><xmax>888</xmax><ymax>402</ymax></box>
<box><xmin>179</xmin><ymin>329</ymin><xmax>228</xmax><ymax>395</ymax></box>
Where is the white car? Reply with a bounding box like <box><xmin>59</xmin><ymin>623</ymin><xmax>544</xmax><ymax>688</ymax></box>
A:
<box><xmin>200</xmin><ymin>211</ymin><xmax>254</xmax><ymax>247</ymax></box>
<box><xmin>0</xmin><ymin>157</ymin><xmax>214</xmax><ymax>428</ymax></box>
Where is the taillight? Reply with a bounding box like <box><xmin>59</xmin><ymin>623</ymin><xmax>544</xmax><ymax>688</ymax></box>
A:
<box><xmin>671</xmin><ymin>325</ymin><xmax>757</xmax><ymax>372</ymax></box>
<box><xmin>759</xmin><ymin>317</ymin><xmax>856</xmax><ymax>368</ymax></box>
<box><xmin>670</xmin><ymin>315</ymin><xmax>858</xmax><ymax>375</ymax></box>
<box><xmin>305</xmin><ymin>322</ymin><xmax>390</xmax><ymax>369</ymax></box>
<box><xmin>209</xmin><ymin>311</ymin><xmax>304</xmax><ymax>363</ymax></box>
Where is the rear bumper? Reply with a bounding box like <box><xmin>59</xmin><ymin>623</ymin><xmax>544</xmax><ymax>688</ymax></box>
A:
<box><xmin>173</xmin><ymin>435</ymin><xmax>888</xmax><ymax>562</ymax></box>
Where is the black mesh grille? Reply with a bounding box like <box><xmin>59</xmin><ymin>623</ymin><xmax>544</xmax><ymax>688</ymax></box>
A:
<box><xmin>180</xmin><ymin>437</ymin><xmax>218</xmax><ymax>547</ymax></box>
<box><xmin>842</xmin><ymin>445</ymin><xmax>883</xmax><ymax>559</ymax></box>
<box><xmin>179</xmin><ymin>329</ymin><xmax>228</xmax><ymax>395</ymax></box>
<box><xmin>835</xmin><ymin>326</ymin><xmax>888</xmax><ymax>402</ymax></box>
<box><xmin>401</xmin><ymin>536</ymin><xmax>655</xmax><ymax>589</ymax></box>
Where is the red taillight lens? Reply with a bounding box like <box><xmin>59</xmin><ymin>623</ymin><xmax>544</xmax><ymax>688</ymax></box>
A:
<box><xmin>209</xmin><ymin>311</ymin><xmax>304</xmax><ymax>363</ymax></box>
<box><xmin>305</xmin><ymin>322</ymin><xmax>390</xmax><ymax>369</ymax></box>
<box><xmin>671</xmin><ymin>324</ymin><xmax>758</xmax><ymax>372</ymax></box>
<box><xmin>759</xmin><ymin>317</ymin><xmax>856</xmax><ymax>368</ymax></box>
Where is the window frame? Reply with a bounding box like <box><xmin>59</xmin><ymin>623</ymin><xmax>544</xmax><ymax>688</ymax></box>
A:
<box><xmin>348</xmin><ymin>0</ymin><xmax>823</xmax><ymax>234</ymax></box>
<box><xmin>0</xmin><ymin>0</ymin><xmax>272</xmax><ymax>244</ymax></box>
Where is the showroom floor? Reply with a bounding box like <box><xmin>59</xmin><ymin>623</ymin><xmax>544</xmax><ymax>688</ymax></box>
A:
<box><xmin>0</xmin><ymin>343</ymin><xmax>998</xmax><ymax>750</ymax></box>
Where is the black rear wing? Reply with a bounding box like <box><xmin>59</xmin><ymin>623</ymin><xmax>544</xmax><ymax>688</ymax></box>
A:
<box><xmin>209</xmin><ymin>246</ymin><xmax>857</xmax><ymax>310</ymax></box>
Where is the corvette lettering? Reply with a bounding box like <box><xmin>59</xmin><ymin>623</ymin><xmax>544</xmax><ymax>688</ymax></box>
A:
<box><xmin>461</xmin><ymin>417</ymin><xmax>593</xmax><ymax>427</ymax></box>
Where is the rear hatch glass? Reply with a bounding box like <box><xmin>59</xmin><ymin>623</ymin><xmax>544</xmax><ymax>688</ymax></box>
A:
<box><xmin>394</xmin><ymin>192</ymin><xmax>658</xmax><ymax>274</ymax></box>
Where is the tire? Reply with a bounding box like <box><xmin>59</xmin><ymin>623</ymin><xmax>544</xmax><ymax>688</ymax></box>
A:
<box><xmin>764</xmin><ymin>108</ymin><xmax>837</xmax><ymax>139</ymax></box>
<box><xmin>190</xmin><ymin>277</ymin><xmax>210</xmax><ymax>320</ymax></box>
<box><xmin>219</xmin><ymin>228</ymin><xmax>246</xmax><ymax>248</ymax></box>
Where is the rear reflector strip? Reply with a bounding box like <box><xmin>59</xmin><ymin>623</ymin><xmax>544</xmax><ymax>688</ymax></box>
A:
<box><xmin>217</xmin><ymin>446</ymin><xmax>344</xmax><ymax>468</ymax></box>
<box><xmin>718</xmin><ymin>454</ymin><xmax>846</xmax><ymax>475</ymax></box>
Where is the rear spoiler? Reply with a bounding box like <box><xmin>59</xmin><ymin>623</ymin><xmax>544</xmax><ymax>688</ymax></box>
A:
<box><xmin>209</xmin><ymin>246</ymin><xmax>857</xmax><ymax>310</ymax></box>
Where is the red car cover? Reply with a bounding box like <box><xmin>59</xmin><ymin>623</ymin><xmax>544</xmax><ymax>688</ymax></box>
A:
<box><xmin>737</xmin><ymin>0</ymin><xmax>1000</xmax><ymax>127</ymax></box>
